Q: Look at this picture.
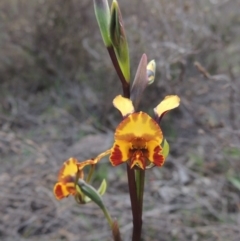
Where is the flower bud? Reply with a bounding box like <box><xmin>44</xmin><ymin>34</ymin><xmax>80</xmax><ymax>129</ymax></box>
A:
<box><xmin>110</xmin><ymin>0</ymin><xmax>130</xmax><ymax>82</ymax></box>
<box><xmin>147</xmin><ymin>60</ymin><xmax>156</xmax><ymax>85</ymax></box>
<box><xmin>77</xmin><ymin>179</ymin><xmax>105</xmax><ymax>209</ymax></box>
<box><xmin>94</xmin><ymin>0</ymin><xmax>111</xmax><ymax>46</ymax></box>
<box><xmin>130</xmin><ymin>54</ymin><xmax>148</xmax><ymax>109</ymax></box>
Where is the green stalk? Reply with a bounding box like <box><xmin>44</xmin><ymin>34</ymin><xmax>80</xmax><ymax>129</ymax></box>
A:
<box><xmin>135</xmin><ymin>169</ymin><xmax>145</xmax><ymax>221</ymax></box>
<box><xmin>86</xmin><ymin>164</ymin><xmax>95</xmax><ymax>183</ymax></box>
<box><xmin>102</xmin><ymin>206</ymin><xmax>122</xmax><ymax>241</ymax></box>
<box><xmin>101</xmin><ymin>205</ymin><xmax>113</xmax><ymax>227</ymax></box>
<box><xmin>77</xmin><ymin>179</ymin><xmax>121</xmax><ymax>240</ymax></box>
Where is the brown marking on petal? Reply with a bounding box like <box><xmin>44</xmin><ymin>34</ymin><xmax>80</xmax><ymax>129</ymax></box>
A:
<box><xmin>149</xmin><ymin>118</ymin><xmax>163</xmax><ymax>138</ymax></box>
<box><xmin>152</xmin><ymin>146</ymin><xmax>165</xmax><ymax>167</ymax></box>
<box><xmin>61</xmin><ymin>175</ymin><xmax>75</xmax><ymax>184</ymax></box>
<box><xmin>65</xmin><ymin>157</ymin><xmax>77</xmax><ymax>166</ymax></box>
<box><xmin>140</xmin><ymin>112</ymin><xmax>148</xmax><ymax>124</ymax></box>
<box><xmin>115</xmin><ymin>133</ymin><xmax>135</xmax><ymax>141</ymax></box>
<box><xmin>131</xmin><ymin>112</ymin><xmax>138</xmax><ymax>122</ymax></box>
<box><xmin>129</xmin><ymin>150</ymin><xmax>146</xmax><ymax>169</ymax></box>
<box><xmin>131</xmin><ymin>137</ymin><xmax>147</xmax><ymax>149</ymax></box>
<box><xmin>110</xmin><ymin>144</ymin><xmax>125</xmax><ymax>166</ymax></box>
<box><xmin>140</xmin><ymin>133</ymin><xmax>156</xmax><ymax>142</ymax></box>
<box><xmin>149</xmin><ymin>118</ymin><xmax>160</xmax><ymax>132</ymax></box>
<box><xmin>65</xmin><ymin>183</ymin><xmax>76</xmax><ymax>195</ymax></box>
<box><xmin>54</xmin><ymin>183</ymin><xmax>68</xmax><ymax>200</ymax></box>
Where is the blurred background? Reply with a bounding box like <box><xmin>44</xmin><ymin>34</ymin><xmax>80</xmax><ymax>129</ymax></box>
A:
<box><xmin>0</xmin><ymin>0</ymin><xmax>240</xmax><ymax>240</ymax></box>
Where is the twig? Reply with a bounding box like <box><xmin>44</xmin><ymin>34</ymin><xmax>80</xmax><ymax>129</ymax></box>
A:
<box><xmin>228</xmin><ymin>65</ymin><xmax>237</xmax><ymax>130</ymax></box>
<box><xmin>194</xmin><ymin>61</ymin><xmax>230</xmax><ymax>81</ymax></box>
<box><xmin>194</xmin><ymin>61</ymin><xmax>212</xmax><ymax>79</ymax></box>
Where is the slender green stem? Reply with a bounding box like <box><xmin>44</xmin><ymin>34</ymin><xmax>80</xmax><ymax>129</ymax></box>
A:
<box><xmin>101</xmin><ymin>205</ymin><xmax>113</xmax><ymax>227</ymax></box>
<box><xmin>86</xmin><ymin>164</ymin><xmax>95</xmax><ymax>183</ymax></box>
<box><xmin>135</xmin><ymin>169</ymin><xmax>145</xmax><ymax>221</ymax></box>
<box><xmin>102</xmin><ymin>206</ymin><xmax>122</xmax><ymax>241</ymax></box>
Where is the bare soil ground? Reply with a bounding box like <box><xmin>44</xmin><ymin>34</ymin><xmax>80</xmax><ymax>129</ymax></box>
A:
<box><xmin>0</xmin><ymin>0</ymin><xmax>240</xmax><ymax>241</ymax></box>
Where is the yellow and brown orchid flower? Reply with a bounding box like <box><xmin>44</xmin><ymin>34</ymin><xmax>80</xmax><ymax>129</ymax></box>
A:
<box><xmin>109</xmin><ymin>95</ymin><xmax>180</xmax><ymax>170</ymax></box>
<box><xmin>53</xmin><ymin>158</ymin><xmax>97</xmax><ymax>200</ymax></box>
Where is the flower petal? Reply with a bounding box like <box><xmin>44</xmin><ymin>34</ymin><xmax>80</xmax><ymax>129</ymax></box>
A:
<box><xmin>110</xmin><ymin>140</ymin><xmax>130</xmax><ymax>166</ymax></box>
<box><xmin>129</xmin><ymin>150</ymin><xmax>145</xmax><ymax>169</ymax></box>
<box><xmin>58</xmin><ymin>158</ymin><xmax>98</xmax><ymax>182</ymax></box>
<box><xmin>53</xmin><ymin>182</ymin><xmax>76</xmax><ymax>200</ymax></box>
<box><xmin>115</xmin><ymin>112</ymin><xmax>163</xmax><ymax>143</ymax></box>
<box><xmin>58</xmin><ymin>157</ymin><xmax>78</xmax><ymax>181</ymax></box>
<box><xmin>113</xmin><ymin>95</ymin><xmax>135</xmax><ymax>117</ymax></box>
<box><xmin>154</xmin><ymin>95</ymin><xmax>180</xmax><ymax>120</ymax></box>
<box><xmin>147</xmin><ymin>140</ymin><xmax>165</xmax><ymax>167</ymax></box>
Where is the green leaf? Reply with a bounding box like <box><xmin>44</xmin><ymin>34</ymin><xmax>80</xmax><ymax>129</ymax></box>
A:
<box><xmin>162</xmin><ymin>139</ymin><xmax>170</xmax><ymax>159</ymax></box>
<box><xmin>77</xmin><ymin>179</ymin><xmax>104</xmax><ymax>209</ymax></box>
<box><xmin>98</xmin><ymin>179</ymin><xmax>107</xmax><ymax>196</ymax></box>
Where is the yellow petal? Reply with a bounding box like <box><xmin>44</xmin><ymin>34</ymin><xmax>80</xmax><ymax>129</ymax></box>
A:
<box><xmin>154</xmin><ymin>95</ymin><xmax>180</xmax><ymax>118</ymax></box>
<box><xmin>109</xmin><ymin>140</ymin><xmax>130</xmax><ymax>166</ymax></box>
<box><xmin>113</xmin><ymin>95</ymin><xmax>134</xmax><ymax>117</ymax></box>
<box><xmin>58</xmin><ymin>158</ymin><xmax>98</xmax><ymax>182</ymax></box>
<box><xmin>58</xmin><ymin>158</ymin><xmax>78</xmax><ymax>181</ymax></box>
<box><xmin>115</xmin><ymin>112</ymin><xmax>163</xmax><ymax>143</ymax></box>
